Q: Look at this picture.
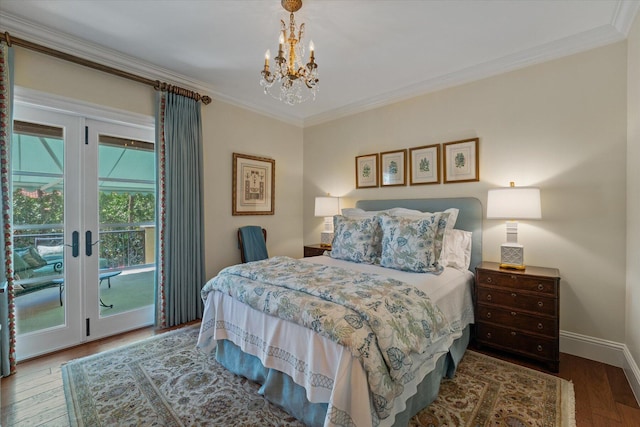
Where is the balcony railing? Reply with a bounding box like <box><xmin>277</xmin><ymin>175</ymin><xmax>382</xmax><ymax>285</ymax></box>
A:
<box><xmin>13</xmin><ymin>222</ymin><xmax>155</xmax><ymax>271</ymax></box>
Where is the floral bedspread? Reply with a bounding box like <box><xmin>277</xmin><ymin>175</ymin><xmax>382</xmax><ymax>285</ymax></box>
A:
<box><xmin>201</xmin><ymin>256</ymin><xmax>455</xmax><ymax>421</ymax></box>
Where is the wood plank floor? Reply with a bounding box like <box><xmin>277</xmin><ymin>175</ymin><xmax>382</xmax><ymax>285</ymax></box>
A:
<box><xmin>2</xmin><ymin>325</ymin><xmax>639</xmax><ymax>426</ymax></box>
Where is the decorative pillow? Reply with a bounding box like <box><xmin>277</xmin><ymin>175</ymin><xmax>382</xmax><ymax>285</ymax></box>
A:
<box><xmin>13</xmin><ymin>252</ymin><xmax>31</xmax><ymax>273</ymax></box>
<box><xmin>341</xmin><ymin>208</ymin><xmax>386</xmax><ymax>218</ymax></box>
<box><xmin>16</xmin><ymin>247</ymin><xmax>48</xmax><ymax>269</ymax></box>
<box><xmin>379</xmin><ymin>213</ymin><xmax>445</xmax><ymax>274</ymax></box>
<box><xmin>330</xmin><ymin>215</ymin><xmax>382</xmax><ymax>264</ymax></box>
<box><xmin>388</xmin><ymin>207</ymin><xmax>459</xmax><ymax>230</ymax></box>
<box><xmin>440</xmin><ymin>229</ymin><xmax>473</xmax><ymax>271</ymax></box>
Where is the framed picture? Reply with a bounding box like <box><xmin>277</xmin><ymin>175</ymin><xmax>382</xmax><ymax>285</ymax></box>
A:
<box><xmin>380</xmin><ymin>149</ymin><xmax>407</xmax><ymax>187</ymax></box>
<box><xmin>355</xmin><ymin>153</ymin><xmax>379</xmax><ymax>188</ymax></box>
<box><xmin>409</xmin><ymin>144</ymin><xmax>440</xmax><ymax>185</ymax></box>
<box><xmin>443</xmin><ymin>138</ymin><xmax>479</xmax><ymax>183</ymax></box>
<box><xmin>232</xmin><ymin>153</ymin><xmax>275</xmax><ymax>215</ymax></box>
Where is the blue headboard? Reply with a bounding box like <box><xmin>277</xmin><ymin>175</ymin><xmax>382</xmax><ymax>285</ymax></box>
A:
<box><xmin>355</xmin><ymin>197</ymin><xmax>483</xmax><ymax>272</ymax></box>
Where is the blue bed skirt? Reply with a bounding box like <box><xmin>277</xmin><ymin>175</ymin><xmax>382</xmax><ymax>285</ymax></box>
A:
<box><xmin>216</xmin><ymin>326</ymin><xmax>471</xmax><ymax>427</ymax></box>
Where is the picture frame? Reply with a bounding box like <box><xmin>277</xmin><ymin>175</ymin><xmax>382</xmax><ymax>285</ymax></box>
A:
<box><xmin>380</xmin><ymin>149</ymin><xmax>407</xmax><ymax>187</ymax></box>
<box><xmin>409</xmin><ymin>144</ymin><xmax>440</xmax><ymax>185</ymax></box>
<box><xmin>355</xmin><ymin>153</ymin><xmax>379</xmax><ymax>188</ymax></box>
<box><xmin>232</xmin><ymin>153</ymin><xmax>275</xmax><ymax>215</ymax></box>
<box><xmin>443</xmin><ymin>138</ymin><xmax>479</xmax><ymax>183</ymax></box>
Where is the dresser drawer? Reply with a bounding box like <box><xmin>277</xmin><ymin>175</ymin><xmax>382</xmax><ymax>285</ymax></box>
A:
<box><xmin>477</xmin><ymin>270</ymin><xmax>557</xmax><ymax>296</ymax></box>
<box><xmin>476</xmin><ymin>323</ymin><xmax>558</xmax><ymax>361</ymax></box>
<box><xmin>476</xmin><ymin>305</ymin><xmax>557</xmax><ymax>338</ymax></box>
<box><xmin>477</xmin><ymin>287</ymin><xmax>557</xmax><ymax>317</ymax></box>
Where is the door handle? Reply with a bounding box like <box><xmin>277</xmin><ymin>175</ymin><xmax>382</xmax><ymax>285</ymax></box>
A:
<box><xmin>64</xmin><ymin>231</ymin><xmax>80</xmax><ymax>257</ymax></box>
<box><xmin>85</xmin><ymin>230</ymin><xmax>100</xmax><ymax>256</ymax></box>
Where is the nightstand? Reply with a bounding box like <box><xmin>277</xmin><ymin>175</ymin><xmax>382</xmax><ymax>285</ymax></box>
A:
<box><xmin>303</xmin><ymin>244</ymin><xmax>330</xmax><ymax>257</ymax></box>
<box><xmin>475</xmin><ymin>261</ymin><xmax>560</xmax><ymax>372</ymax></box>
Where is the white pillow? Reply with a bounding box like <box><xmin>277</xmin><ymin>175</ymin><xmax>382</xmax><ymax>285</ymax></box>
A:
<box><xmin>440</xmin><ymin>229</ymin><xmax>472</xmax><ymax>271</ymax></box>
<box><xmin>37</xmin><ymin>244</ymin><xmax>64</xmax><ymax>258</ymax></box>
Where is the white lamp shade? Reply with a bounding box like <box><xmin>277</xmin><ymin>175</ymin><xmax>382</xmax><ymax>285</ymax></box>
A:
<box><xmin>487</xmin><ymin>187</ymin><xmax>541</xmax><ymax>219</ymax></box>
<box><xmin>314</xmin><ymin>197</ymin><xmax>340</xmax><ymax>217</ymax></box>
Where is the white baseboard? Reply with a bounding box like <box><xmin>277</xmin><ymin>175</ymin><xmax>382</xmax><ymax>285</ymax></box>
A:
<box><xmin>623</xmin><ymin>345</ymin><xmax>640</xmax><ymax>405</ymax></box>
<box><xmin>560</xmin><ymin>330</ymin><xmax>640</xmax><ymax>404</ymax></box>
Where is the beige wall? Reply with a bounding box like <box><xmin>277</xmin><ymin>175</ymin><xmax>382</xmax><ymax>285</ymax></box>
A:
<box><xmin>627</xmin><ymin>12</ymin><xmax>640</xmax><ymax>378</ymax></box>
<box><xmin>13</xmin><ymin>48</ymin><xmax>304</xmax><ymax>281</ymax></box>
<box><xmin>304</xmin><ymin>42</ymin><xmax>628</xmax><ymax>343</ymax></box>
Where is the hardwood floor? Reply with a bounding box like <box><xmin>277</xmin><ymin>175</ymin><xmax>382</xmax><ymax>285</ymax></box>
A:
<box><xmin>2</xmin><ymin>326</ymin><xmax>639</xmax><ymax>426</ymax></box>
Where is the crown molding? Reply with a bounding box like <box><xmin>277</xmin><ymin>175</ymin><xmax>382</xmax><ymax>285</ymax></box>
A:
<box><xmin>613</xmin><ymin>1</ymin><xmax>640</xmax><ymax>36</ymax></box>
<box><xmin>3</xmin><ymin>2</ymin><xmax>637</xmax><ymax>130</ymax></box>
<box><xmin>0</xmin><ymin>12</ymin><xmax>304</xmax><ymax>127</ymax></box>
<box><xmin>303</xmin><ymin>23</ymin><xmax>629</xmax><ymax>127</ymax></box>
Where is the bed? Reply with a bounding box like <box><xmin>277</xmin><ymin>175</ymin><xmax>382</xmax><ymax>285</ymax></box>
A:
<box><xmin>197</xmin><ymin>197</ymin><xmax>482</xmax><ymax>427</ymax></box>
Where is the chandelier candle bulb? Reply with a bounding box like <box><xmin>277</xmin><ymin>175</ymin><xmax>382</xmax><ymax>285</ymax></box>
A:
<box><xmin>264</xmin><ymin>50</ymin><xmax>270</xmax><ymax>67</ymax></box>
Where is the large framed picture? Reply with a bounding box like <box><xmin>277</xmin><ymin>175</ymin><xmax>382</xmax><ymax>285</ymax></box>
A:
<box><xmin>409</xmin><ymin>144</ymin><xmax>440</xmax><ymax>185</ymax></box>
<box><xmin>232</xmin><ymin>153</ymin><xmax>275</xmax><ymax>215</ymax></box>
<box><xmin>380</xmin><ymin>149</ymin><xmax>407</xmax><ymax>186</ymax></box>
<box><xmin>355</xmin><ymin>153</ymin><xmax>379</xmax><ymax>188</ymax></box>
<box><xmin>443</xmin><ymin>138</ymin><xmax>479</xmax><ymax>183</ymax></box>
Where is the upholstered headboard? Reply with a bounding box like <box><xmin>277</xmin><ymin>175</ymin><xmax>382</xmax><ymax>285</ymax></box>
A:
<box><xmin>355</xmin><ymin>197</ymin><xmax>483</xmax><ymax>272</ymax></box>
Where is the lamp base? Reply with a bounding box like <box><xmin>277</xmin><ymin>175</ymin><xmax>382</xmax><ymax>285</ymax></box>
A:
<box><xmin>320</xmin><ymin>231</ymin><xmax>334</xmax><ymax>247</ymax></box>
<box><xmin>500</xmin><ymin>243</ymin><xmax>525</xmax><ymax>270</ymax></box>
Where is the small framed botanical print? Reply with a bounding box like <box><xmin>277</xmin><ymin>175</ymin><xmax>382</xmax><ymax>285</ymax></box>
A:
<box><xmin>409</xmin><ymin>144</ymin><xmax>440</xmax><ymax>185</ymax></box>
<box><xmin>443</xmin><ymin>138</ymin><xmax>479</xmax><ymax>183</ymax></box>
<box><xmin>380</xmin><ymin>149</ymin><xmax>407</xmax><ymax>187</ymax></box>
<box><xmin>355</xmin><ymin>153</ymin><xmax>379</xmax><ymax>188</ymax></box>
<box><xmin>232</xmin><ymin>152</ymin><xmax>275</xmax><ymax>215</ymax></box>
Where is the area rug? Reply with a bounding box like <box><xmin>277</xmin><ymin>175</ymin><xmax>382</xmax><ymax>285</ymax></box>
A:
<box><xmin>62</xmin><ymin>325</ymin><xmax>575</xmax><ymax>426</ymax></box>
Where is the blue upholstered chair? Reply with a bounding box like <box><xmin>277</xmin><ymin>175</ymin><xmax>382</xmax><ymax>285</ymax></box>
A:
<box><xmin>237</xmin><ymin>226</ymin><xmax>268</xmax><ymax>263</ymax></box>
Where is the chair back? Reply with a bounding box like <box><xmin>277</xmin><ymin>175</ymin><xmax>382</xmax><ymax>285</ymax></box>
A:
<box><xmin>237</xmin><ymin>226</ymin><xmax>268</xmax><ymax>263</ymax></box>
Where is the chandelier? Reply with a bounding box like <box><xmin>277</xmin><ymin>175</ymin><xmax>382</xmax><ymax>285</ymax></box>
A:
<box><xmin>260</xmin><ymin>0</ymin><xmax>319</xmax><ymax>105</ymax></box>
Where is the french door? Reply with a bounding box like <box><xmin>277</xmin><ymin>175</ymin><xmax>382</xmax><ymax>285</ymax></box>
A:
<box><xmin>12</xmin><ymin>102</ymin><xmax>156</xmax><ymax>360</ymax></box>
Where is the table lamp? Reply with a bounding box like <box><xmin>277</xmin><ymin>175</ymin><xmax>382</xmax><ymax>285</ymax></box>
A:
<box><xmin>314</xmin><ymin>196</ymin><xmax>340</xmax><ymax>247</ymax></box>
<box><xmin>487</xmin><ymin>182</ymin><xmax>541</xmax><ymax>270</ymax></box>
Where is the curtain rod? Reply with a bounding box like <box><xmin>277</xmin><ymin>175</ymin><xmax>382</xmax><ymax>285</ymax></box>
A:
<box><xmin>1</xmin><ymin>31</ymin><xmax>212</xmax><ymax>105</ymax></box>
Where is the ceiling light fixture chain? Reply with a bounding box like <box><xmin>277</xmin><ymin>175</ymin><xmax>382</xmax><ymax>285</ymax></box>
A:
<box><xmin>260</xmin><ymin>0</ymin><xmax>319</xmax><ymax>105</ymax></box>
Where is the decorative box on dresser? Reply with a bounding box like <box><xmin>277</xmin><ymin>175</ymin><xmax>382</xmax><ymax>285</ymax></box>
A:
<box><xmin>475</xmin><ymin>261</ymin><xmax>560</xmax><ymax>372</ymax></box>
<box><xmin>303</xmin><ymin>244</ymin><xmax>330</xmax><ymax>258</ymax></box>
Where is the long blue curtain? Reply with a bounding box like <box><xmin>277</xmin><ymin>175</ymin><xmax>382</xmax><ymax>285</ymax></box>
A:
<box><xmin>0</xmin><ymin>41</ymin><xmax>16</xmax><ymax>376</ymax></box>
<box><xmin>155</xmin><ymin>91</ymin><xmax>205</xmax><ymax>327</ymax></box>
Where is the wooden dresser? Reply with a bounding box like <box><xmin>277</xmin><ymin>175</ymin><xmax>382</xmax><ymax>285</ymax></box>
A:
<box><xmin>475</xmin><ymin>261</ymin><xmax>560</xmax><ymax>372</ymax></box>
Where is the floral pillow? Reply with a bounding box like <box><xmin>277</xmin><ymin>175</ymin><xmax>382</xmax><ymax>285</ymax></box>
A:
<box><xmin>330</xmin><ymin>215</ymin><xmax>382</xmax><ymax>264</ymax></box>
<box><xmin>379</xmin><ymin>213</ymin><xmax>446</xmax><ymax>274</ymax></box>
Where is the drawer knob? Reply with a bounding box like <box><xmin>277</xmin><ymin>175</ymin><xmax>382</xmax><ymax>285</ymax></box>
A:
<box><xmin>511</xmin><ymin>293</ymin><xmax>517</xmax><ymax>298</ymax></box>
<box><xmin>510</xmin><ymin>311</ymin><xmax>517</xmax><ymax>316</ymax></box>
<box><xmin>486</xmin><ymin>294</ymin><xmax>492</xmax><ymax>301</ymax></box>
<box><xmin>538</xmin><ymin>301</ymin><xmax>544</xmax><ymax>307</ymax></box>
<box><xmin>538</xmin><ymin>283</ymin><xmax>544</xmax><ymax>291</ymax></box>
<box><xmin>486</xmin><ymin>332</ymin><xmax>492</xmax><ymax>339</ymax></box>
<box><xmin>538</xmin><ymin>323</ymin><xmax>544</xmax><ymax>330</ymax></box>
<box><xmin>486</xmin><ymin>277</ymin><xmax>493</xmax><ymax>284</ymax></box>
<box><xmin>510</xmin><ymin>331</ymin><xmax>517</xmax><ymax>336</ymax></box>
<box><xmin>486</xmin><ymin>312</ymin><xmax>492</xmax><ymax>318</ymax></box>
<box><xmin>537</xmin><ymin>345</ymin><xmax>543</xmax><ymax>352</ymax></box>
<box><xmin>510</xmin><ymin>275</ymin><xmax>517</xmax><ymax>280</ymax></box>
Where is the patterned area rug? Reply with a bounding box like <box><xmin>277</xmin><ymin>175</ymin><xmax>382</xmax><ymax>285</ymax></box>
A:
<box><xmin>62</xmin><ymin>325</ymin><xmax>575</xmax><ymax>427</ymax></box>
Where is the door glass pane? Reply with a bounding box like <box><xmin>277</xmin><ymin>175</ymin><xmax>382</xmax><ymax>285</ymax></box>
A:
<box><xmin>12</xmin><ymin>121</ymin><xmax>65</xmax><ymax>334</ymax></box>
<box><xmin>97</xmin><ymin>135</ymin><xmax>156</xmax><ymax>316</ymax></box>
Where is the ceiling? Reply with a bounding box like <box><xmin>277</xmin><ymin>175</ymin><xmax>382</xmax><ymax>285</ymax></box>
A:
<box><xmin>0</xmin><ymin>1</ymin><xmax>638</xmax><ymax>127</ymax></box>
